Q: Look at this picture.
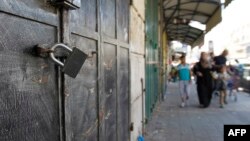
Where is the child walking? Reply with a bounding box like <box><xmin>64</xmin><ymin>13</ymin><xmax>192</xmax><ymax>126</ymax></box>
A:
<box><xmin>213</xmin><ymin>65</ymin><xmax>230</xmax><ymax>108</ymax></box>
<box><xmin>227</xmin><ymin>64</ymin><xmax>240</xmax><ymax>102</ymax></box>
<box><xmin>177</xmin><ymin>55</ymin><xmax>191</xmax><ymax>107</ymax></box>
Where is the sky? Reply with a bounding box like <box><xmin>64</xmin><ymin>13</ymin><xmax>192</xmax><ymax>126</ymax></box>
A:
<box><xmin>173</xmin><ymin>0</ymin><xmax>250</xmax><ymax>63</ymax></box>
<box><xmin>204</xmin><ymin>0</ymin><xmax>250</xmax><ymax>57</ymax></box>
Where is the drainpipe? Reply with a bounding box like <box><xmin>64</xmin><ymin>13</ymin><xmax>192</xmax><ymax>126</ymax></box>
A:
<box><xmin>141</xmin><ymin>78</ymin><xmax>145</xmax><ymax>135</ymax></box>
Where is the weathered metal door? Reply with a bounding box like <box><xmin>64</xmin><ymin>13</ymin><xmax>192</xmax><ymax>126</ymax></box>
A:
<box><xmin>0</xmin><ymin>0</ymin><xmax>130</xmax><ymax>141</ymax></box>
<box><xmin>0</xmin><ymin>1</ymin><xmax>60</xmax><ymax>141</ymax></box>
<box><xmin>64</xmin><ymin>1</ymin><xmax>99</xmax><ymax>141</ymax></box>
<box><xmin>98</xmin><ymin>0</ymin><xmax>130</xmax><ymax>141</ymax></box>
<box><xmin>65</xmin><ymin>0</ymin><xmax>130</xmax><ymax>141</ymax></box>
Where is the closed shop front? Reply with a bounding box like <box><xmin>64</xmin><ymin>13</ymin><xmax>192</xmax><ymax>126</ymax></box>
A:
<box><xmin>0</xmin><ymin>0</ymin><xmax>130</xmax><ymax>141</ymax></box>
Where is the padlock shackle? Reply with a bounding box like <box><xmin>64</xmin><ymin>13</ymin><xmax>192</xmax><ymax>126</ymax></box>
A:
<box><xmin>49</xmin><ymin>43</ymin><xmax>73</xmax><ymax>67</ymax></box>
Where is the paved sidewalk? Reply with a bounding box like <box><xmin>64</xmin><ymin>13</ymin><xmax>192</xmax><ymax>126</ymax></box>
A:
<box><xmin>144</xmin><ymin>83</ymin><xmax>250</xmax><ymax>141</ymax></box>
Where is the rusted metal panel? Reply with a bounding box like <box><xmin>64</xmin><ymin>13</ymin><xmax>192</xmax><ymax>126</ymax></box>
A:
<box><xmin>0</xmin><ymin>11</ymin><xmax>59</xmax><ymax>141</ymax></box>
<box><xmin>0</xmin><ymin>0</ymin><xmax>58</xmax><ymax>26</ymax></box>
<box><xmin>130</xmin><ymin>7</ymin><xmax>145</xmax><ymax>54</ymax></box>
<box><xmin>99</xmin><ymin>43</ymin><xmax>117</xmax><ymax>141</ymax></box>
<box><xmin>101</xmin><ymin>0</ymin><xmax>116</xmax><ymax>38</ymax></box>
<box><xmin>65</xmin><ymin>35</ymin><xmax>98</xmax><ymax>141</ymax></box>
<box><xmin>64</xmin><ymin>1</ymin><xmax>99</xmax><ymax>140</ymax></box>
<box><xmin>0</xmin><ymin>0</ymin><xmax>131</xmax><ymax>141</ymax></box>
<box><xmin>117</xmin><ymin>48</ymin><xmax>129</xmax><ymax>141</ymax></box>
<box><xmin>70</xmin><ymin>0</ymin><xmax>97</xmax><ymax>33</ymax></box>
<box><xmin>98</xmin><ymin>0</ymin><xmax>130</xmax><ymax>140</ymax></box>
<box><xmin>117</xmin><ymin>0</ymin><xmax>129</xmax><ymax>43</ymax></box>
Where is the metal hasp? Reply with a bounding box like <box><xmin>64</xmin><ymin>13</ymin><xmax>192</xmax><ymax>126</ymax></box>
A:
<box><xmin>49</xmin><ymin>43</ymin><xmax>88</xmax><ymax>78</ymax></box>
<box><xmin>49</xmin><ymin>0</ymin><xmax>81</xmax><ymax>9</ymax></box>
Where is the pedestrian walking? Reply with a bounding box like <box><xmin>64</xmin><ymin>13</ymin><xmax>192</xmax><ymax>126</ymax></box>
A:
<box><xmin>177</xmin><ymin>55</ymin><xmax>191</xmax><ymax>107</ymax></box>
<box><xmin>193</xmin><ymin>52</ymin><xmax>213</xmax><ymax>108</ymax></box>
<box><xmin>212</xmin><ymin>65</ymin><xmax>230</xmax><ymax>108</ymax></box>
<box><xmin>213</xmin><ymin>49</ymin><xmax>229</xmax><ymax>103</ymax></box>
<box><xmin>227</xmin><ymin>64</ymin><xmax>240</xmax><ymax>102</ymax></box>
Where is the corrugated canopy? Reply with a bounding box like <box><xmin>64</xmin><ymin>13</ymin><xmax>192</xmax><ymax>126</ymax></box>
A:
<box><xmin>163</xmin><ymin>0</ymin><xmax>222</xmax><ymax>47</ymax></box>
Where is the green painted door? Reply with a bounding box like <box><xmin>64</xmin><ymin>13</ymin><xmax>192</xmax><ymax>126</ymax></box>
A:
<box><xmin>145</xmin><ymin>0</ymin><xmax>159</xmax><ymax>119</ymax></box>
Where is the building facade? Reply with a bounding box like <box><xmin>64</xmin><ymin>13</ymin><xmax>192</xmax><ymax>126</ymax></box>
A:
<box><xmin>0</xmin><ymin>0</ymin><xmax>167</xmax><ymax>141</ymax></box>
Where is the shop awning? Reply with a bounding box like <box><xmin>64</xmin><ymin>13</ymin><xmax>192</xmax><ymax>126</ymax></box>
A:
<box><xmin>163</xmin><ymin>0</ymin><xmax>222</xmax><ymax>47</ymax></box>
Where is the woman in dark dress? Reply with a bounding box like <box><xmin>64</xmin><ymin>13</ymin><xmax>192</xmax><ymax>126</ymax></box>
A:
<box><xmin>193</xmin><ymin>52</ymin><xmax>213</xmax><ymax>108</ymax></box>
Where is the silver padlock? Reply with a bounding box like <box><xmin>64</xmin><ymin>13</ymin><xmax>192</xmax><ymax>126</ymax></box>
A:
<box><xmin>49</xmin><ymin>43</ymin><xmax>88</xmax><ymax>78</ymax></box>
